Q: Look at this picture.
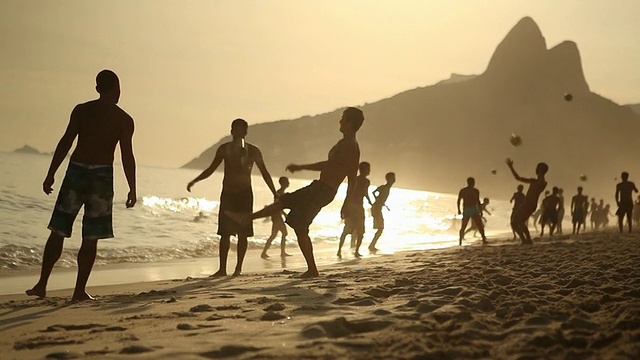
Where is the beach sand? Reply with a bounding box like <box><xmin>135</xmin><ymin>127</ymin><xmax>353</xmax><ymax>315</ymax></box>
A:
<box><xmin>1</xmin><ymin>232</ymin><xmax>639</xmax><ymax>359</ymax></box>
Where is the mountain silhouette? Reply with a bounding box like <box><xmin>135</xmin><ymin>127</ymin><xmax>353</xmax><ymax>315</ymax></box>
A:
<box><xmin>183</xmin><ymin>17</ymin><xmax>640</xmax><ymax>200</ymax></box>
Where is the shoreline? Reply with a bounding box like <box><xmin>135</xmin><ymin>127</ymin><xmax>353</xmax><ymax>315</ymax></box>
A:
<box><xmin>0</xmin><ymin>231</ymin><xmax>500</xmax><ymax>296</ymax></box>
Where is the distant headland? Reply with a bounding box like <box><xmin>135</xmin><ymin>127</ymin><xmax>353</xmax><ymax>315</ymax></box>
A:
<box><xmin>12</xmin><ymin>145</ymin><xmax>50</xmax><ymax>155</ymax></box>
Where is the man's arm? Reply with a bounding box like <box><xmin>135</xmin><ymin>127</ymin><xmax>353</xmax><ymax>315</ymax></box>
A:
<box><xmin>254</xmin><ymin>148</ymin><xmax>277</xmax><ymax>197</ymax></box>
<box><xmin>615</xmin><ymin>184</ymin><xmax>621</xmax><ymax>206</ymax></box>
<box><xmin>43</xmin><ymin>106</ymin><xmax>81</xmax><ymax>195</ymax></box>
<box><xmin>570</xmin><ymin>197</ymin><xmax>576</xmax><ymax>215</ymax></box>
<box><xmin>505</xmin><ymin>158</ymin><xmax>535</xmax><ymax>184</ymax></box>
<box><xmin>120</xmin><ymin>116</ymin><xmax>137</xmax><ymax>208</ymax></box>
<box><xmin>187</xmin><ymin>145</ymin><xmax>224</xmax><ymax>192</ymax></box>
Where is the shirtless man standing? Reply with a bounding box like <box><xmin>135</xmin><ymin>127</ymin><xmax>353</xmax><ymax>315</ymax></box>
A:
<box><xmin>615</xmin><ymin>171</ymin><xmax>638</xmax><ymax>233</ymax></box>
<box><xmin>188</xmin><ymin>119</ymin><xmax>277</xmax><ymax>276</ymax></box>
<box><xmin>540</xmin><ymin>187</ymin><xmax>561</xmax><ymax>237</ymax></box>
<box><xmin>456</xmin><ymin>177</ymin><xmax>488</xmax><ymax>246</ymax></box>
<box><xmin>26</xmin><ymin>70</ymin><xmax>137</xmax><ymax>302</ymax></box>
<box><xmin>368</xmin><ymin>172</ymin><xmax>396</xmax><ymax>252</ymax></box>
<box><xmin>571</xmin><ymin>186</ymin><xmax>588</xmax><ymax>234</ymax></box>
<box><xmin>506</xmin><ymin>158</ymin><xmax>548</xmax><ymax>245</ymax></box>
<box><xmin>337</xmin><ymin>161</ymin><xmax>372</xmax><ymax>258</ymax></box>
<box><xmin>226</xmin><ymin>107</ymin><xmax>363</xmax><ymax>277</ymax></box>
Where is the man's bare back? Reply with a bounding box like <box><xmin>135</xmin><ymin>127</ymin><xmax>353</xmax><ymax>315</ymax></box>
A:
<box><xmin>70</xmin><ymin>100</ymin><xmax>133</xmax><ymax>166</ymax></box>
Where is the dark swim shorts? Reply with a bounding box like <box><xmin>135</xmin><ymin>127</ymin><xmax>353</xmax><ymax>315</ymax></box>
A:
<box><xmin>48</xmin><ymin>162</ymin><xmax>114</xmax><ymax>240</ymax></box>
<box><xmin>218</xmin><ymin>188</ymin><xmax>254</xmax><ymax>237</ymax></box>
<box><xmin>616</xmin><ymin>202</ymin><xmax>633</xmax><ymax>217</ymax></box>
<box><xmin>280</xmin><ymin>180</ymin><xmax>337</xmax><ymax>229</ymax></box>
<box><xmin>371</xmin><ymin>204</ymin><xmax>384</xmax><ymax>229</ymax></box>
<box><xmin>343</xmin><ymin>202</ymin><xmax>365</xmax><ymax>235</ymax></box>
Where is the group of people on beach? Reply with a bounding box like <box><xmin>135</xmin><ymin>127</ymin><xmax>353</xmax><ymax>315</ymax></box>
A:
<box><xmin>459</xmin><ymin>161</ymin><xmax>638</xmax><ymax>246</ymax></box>
<box><xmin>26</xmin><ymin>70</ymin><xmax>384</xmax><ymax>301</ymax></box>
<box><xmin>24</xmin><ymin>70</ymin><xmax>639</xmax><ymax>302</ymax></box>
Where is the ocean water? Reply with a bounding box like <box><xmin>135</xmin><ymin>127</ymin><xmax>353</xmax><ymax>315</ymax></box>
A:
<box><xmin>0</xmin><ymin>152</ymin><xmax>516</xmax><ymax>274</ymax></box>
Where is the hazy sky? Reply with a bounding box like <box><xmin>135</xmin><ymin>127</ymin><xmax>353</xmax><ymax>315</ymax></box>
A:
<box><xmin>1</xmin><ymin>1</ymin><xmax>638</xmax><ymax>167</ymax></box>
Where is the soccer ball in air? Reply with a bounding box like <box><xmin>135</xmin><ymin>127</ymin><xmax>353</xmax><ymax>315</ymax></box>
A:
<box><xmin>564</xmin><ymin>93</ymin><xmax>573</xmax><ymax>101</ymax></box>
<box><xmin>510</xmin><ymin>134</ymin><xmax>522</xmax><ymax>146</ymax></box>
<box><xmin>579</xmin><ymin>174</ymin><xmax>588</xmax><ymax>182</ymax></box>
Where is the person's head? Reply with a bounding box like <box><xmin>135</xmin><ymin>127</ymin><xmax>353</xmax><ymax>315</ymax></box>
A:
<box><xmin>536</xmin><ymin>162</ymin><xmax>549</xmax><ymax>177</ymax></box>
<box><xmin>621</xmin><ymin>172</ymin><xmax>629</xmax><ymax>181</ymax></box>
<box><xmin>558</xmin><ymin>188</ymin><xmax>564</xmax><ymax>195</ymax></box>
<box><xmin>339</xmin><ymin>107</ymin><xmax>364</xmax><ymax>135</ymax></box>
<box><xmin>358</xmin><ymin>162</ymin><xmax>371</xmax><ymax>176</ymax></box>
<box><xmin>591</xmin><ymin>197</ymin><xmax>596</xmax><ymax>202</ymax></box>
<box><xmin>544</xmin><ymin>190</ymin><xmax>550</xmax><ymax>196</ymax></box>
<box><xmin>517</xmin><ymin>184</ymin><xmax>524</xmax><ymax>192</ymax></box>
<box><xmin>231</xmin><ymin>119</ymin><xmax>248</xmax><ymax>139</ymax></box>
<box><xmin>577</xmin><ymin>186</ymin><xmax>583</xmax><ymax>194</ymax></box>
<box><xmin>599</xmin><ymin>199</ymin><xmax>604</xmax><ymax>205</ymax></box>
<box><xmin>278</xmin><ymin>176</ymin><xmax>289</xmax><ymax>188</ymax></box>
<box><xmin>482</xmin><ymin>197</ymin><xmax>490</xmax><ymax>205</ymax></box>
<box><xmin>385</xmin><ymin>172</ymin><xmax>396</xmax><ymax>185</ymax></box>
<box><xmin>95</xmin><ymin>70</ymin><xmax>120</xmax><ymax>103</ymax></box>
<box><xmin>552</xmin><ymin>186</ymin><xmax>559</xmax><ymax>195</ymax></box>
<box><xmin>466</xmin><ymin>177</ymin><xmax>475</xmax><ymax>187</ymax></box>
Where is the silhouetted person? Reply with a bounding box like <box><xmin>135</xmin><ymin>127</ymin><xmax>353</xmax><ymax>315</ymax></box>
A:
<box><xmin>226</xmin><ymin>107</ymin><xmax>364</xmax><ymax>278</ymax></box>
<box><xmin>537</xmin><ymin>190</ymin><xmax>550</xmax><ymax>232</ymax></box>
<box><xmin>506</xmin><ymin>158</ymin><xmax>548</xmax><ymax>245</ymax></box>
<box><xmin>337</xmin><ymin>161</ymin><xmax>372</xmax><ymax>258</ymax></box>
<box><xmin>556</xmin><ymin>188</ymin><xmax>565</xmax><ymax>235</ymax></box>
<box><xmin>465</xmin><ymin>197</ymin><xmax>491</xmax><ymax>238</ymax></box>
<box><xmin>601</xmin><ymin>204</ymin><xmax>614</xmax><ymax>228</ymax></box>
<box><xmin>571</xmin><ymin>186</ymin><xmax>588</xmax><ymax>234</ymax></box>
<box><xmin>594</xmin><ymin>199</ymin><xmax>605</xmax><ymax>230</ymax></box>
<box><xmin>615</xmin><ymin>171</ymin><xmax>638</xmax><ymax>233</ymax></box>
<box><xmin>261</xmin><ymin>176</ymin><xmax>291</xmax><ymax>259</ymax></box>
<box><xmin>510</xmin><ymin>185</ymin><xmax>526</xmax><ymax>239</ymax></box>
<box><xmin>633</xmin><ymin>195</ymin><xmax>640</xmax><ymax>228</ymax></box>
<box><xmin>540</xmin><ymin>187</ymin><xmax>560</xmax><ymax>237</ymax></box>
<box><xmin>456</xmin><ymin>177</ymin><xmax>488</xmax><ymax>245</ymax></box>
<box><xmin>582</xmin><ymin>196</ymin><xmax>591</xmax><ymax>232</ymax></box>
<box><xmin>187</xmin><ymin>119</ymin><xmax>276</xmax><ymax>276</ymax></box>
<box><xmin>588</xmin><ymin>198</ymin><xmax>597</xmax><ymax>230</ymax></box>
<box><xmin>26</xmin><ymin>70</ymin><xmax>137</xmax><ymax>302</ymax></box>
<box><xmin>368</xmin><ymin>172</ymin><xmax>396</xmax><ymax>252</ymax></box>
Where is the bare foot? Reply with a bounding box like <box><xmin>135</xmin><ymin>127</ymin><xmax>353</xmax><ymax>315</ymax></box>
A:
<box><xmin>280</xmin><ymin>252</ymin><xmax>291</xmax><ymax>257</ymax></box>
<box><xmin>336</xmin><ymin>252</ymin><xmax>342</xmax><ymax>258</ymax></box>
<box><xmin>261</xmin><ymin>253</ymin><xmax>269</xmax><ymax>259</ymax></box>
<box><xmin>71</xmin><ymin>291</ymin><xmax>96</xmax><ymax>302</ymax></box>
<box><xmin>26</xmin><ymin>285</ymin><xmax>46</xmax><ymax>298</ymax></box>
<box><xmin>232</xmin><ymin>270</ymin><xmax>242</xmax><ymax>277</ymax></box>
<box><xmin>368</xmin><ymin>246</ymin><xmax>378</xmax><ymax>253</ymax></box>
<box><xmin>299</xmin><ymin>270</ymin><xmax>319</xmax><ymax>278</ymax></box>
<box><xmin>354</xmin><ymin>252</ymin><xmax>362</xmax><ymax>258</ymax></box>
<box><xmin>210</xmin><ymin>270</ymin><xmax>227</xmax><ymax>277</ymax></box>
